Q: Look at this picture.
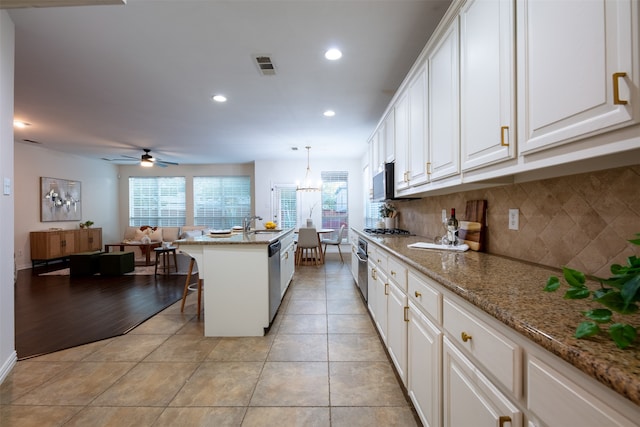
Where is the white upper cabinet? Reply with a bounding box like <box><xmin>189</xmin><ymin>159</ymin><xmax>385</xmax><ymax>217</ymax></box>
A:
<box><xmin>428</xmin><ymin>17</ymin><xmax>460</xmax><ymax>181</ymax></box>
<box><xmin>517</xmin><ymin>0</ymin><xmax>639</xmax><ymax>154</ymax></box>
<box><xmin>460</xmin><ymin>0</ymin><xmax>516</xmax><ymax>171</ymax></box>
<box><xmin>408</xmin><ymin>66</ymin><xmax>429</xmax><ymax>187</ymax></box>
<box><xmin>394</xmin><ymin>91</ymin><xmax>410</xmax><ymax>191</ymax></box>
<box><xmin>384</xmin><ymin>109</ymin><xmax>395</xmax><ymax>164</ymax></box>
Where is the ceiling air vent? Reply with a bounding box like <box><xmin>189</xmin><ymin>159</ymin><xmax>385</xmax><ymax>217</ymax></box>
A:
<box><xmin>254</xmin><ymin>55</ymin><xmax>276</xmax><ymax>76</ymax></box>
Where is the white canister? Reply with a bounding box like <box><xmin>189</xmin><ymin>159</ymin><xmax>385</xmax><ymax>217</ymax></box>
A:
<box><xmin>306</xmin><ymin>218</ymin><xmax>313</xmax><ymax>227</ymax></box>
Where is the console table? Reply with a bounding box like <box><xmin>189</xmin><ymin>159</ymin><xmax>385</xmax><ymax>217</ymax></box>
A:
<box><xmin>30</xmin><ymin>228</ymin><xmax>102</xmax><ymax>268</ymax></box>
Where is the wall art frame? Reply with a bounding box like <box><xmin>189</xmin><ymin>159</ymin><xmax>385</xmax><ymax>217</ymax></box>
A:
<box><xmin>40</xmin><ymin>177</ymin><xmax>82</xmax><ymax>222</ymax></box>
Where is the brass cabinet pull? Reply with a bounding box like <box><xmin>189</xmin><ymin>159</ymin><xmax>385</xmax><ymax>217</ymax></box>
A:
<box><xmin>371</xmin><ymin>268</ymin><xmax>377</xmax><ymax>280</ymax></box>
<box><xmin>499</xmin><ymin>415</ymin><xmax>512</xmax><ymax>427</ymax></box>
<box><xmin>461</xmin><ymin>331</ymin><xmax>472</xmax><ymax>342</ymax></box>
<box><xmin>414</xmin><ymin>290</ymin><xmax>422</xmax><ymax>298</ymax></box>
<box><xmin>377</xmin><ymin>258</ymin><xmax>382</xmax><ymax>264</ymax></box>
<box><xmin>426</xmin><ymin>162</ymin><xmax>432</xmax><ymax>175</ymax></box>
<box><xmin>385</xmin><ymin>283</ymin><xmax>389</xmax><ymax>295</ymax></box>
<box><xmin>404</xmin><ymin>306</ymin><xmax>409</xmax><ymax>322</ymax></box>
<box><xmin>613</xmin><ymin>72</ymin><xmax>628</xmax><ymax>105</ymax></box>
<box><xmin>500</xmin><ymin>126</ymin><xmax>509</xmax><ymax>146</ymax></box>
<box><xmin>391</xmin><ymin>270</ymin><xmax>396</xmax><ymax>276</ymax></box>
<box><xmin>285</xmin><ymin>251</ymin><xmax>289</xmax><ymax>260</ymax></box>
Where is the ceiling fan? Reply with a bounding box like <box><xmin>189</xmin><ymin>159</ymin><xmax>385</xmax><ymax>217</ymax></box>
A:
<box><xmin>105</xmin><ymin>149</ymin><xmax>179</xmax><ymax>168</ymax></box>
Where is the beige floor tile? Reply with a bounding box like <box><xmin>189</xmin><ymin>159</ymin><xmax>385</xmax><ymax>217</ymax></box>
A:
<box><xmin>0</xmin><ymin>361</ymin><xmax>71</xmax><ymax>404</ymax></box>
<box><xmin>285</xmin><ymin>299</ymin><xmax>327</xmax><ymax>315</ymax></box>
<box><xmin>329</xmin><ymin>361</ymin><xmax>409</xmax><ymax>407</ymax></box>
<box><xmin>92</xmin><ymin>362</ymin><xmax>197</xmax><ymax>407</ymax></box>
<box><xmin>83</xmin><ymin>334</ymin><xmax>169</xmax><ymax>362</ymax></box>
<box><xmin>155</xmin><ymin>407</ymin><xmax>246</xmax><ymax>427</ymax></box>
<box><xmin>328</xmin><ymin>334</ymin><xmax>388</xmax><ymax>362</ymax></box>
<box><xmin>326</xmin><ymin>286</ymin><xmax>360</xmax><ymax>300</ymax></box>
<box><xmin>175</xmin><ymin>317</ymin><xmax>205</xmax><ymax>335</ymax></box>
<box><xmin>331</xmin><ymin>407</ymin><xmax>419</xmax><ymax>427</ymax></box>
<box><xmin>326</xmin><ymin>298</ymin><xmax>367</xmax><ymax>315</ymax></box>
<box><xmin>144</xmin><ymin>334</ymin><xmax>219</xmax><ymax>362</ymax></box>
<box><xmin>278</xmin><ymin>314</ymin><xmax>328</xmax><ymax>334</ymax></box>
<box><xmin>65</xmin><ymin>406</ymin><xmax>164</xmax><ymax>427</ymax></box>
<box><xmin>288</xmin><ymin>288</ymin><xmax>327</xmax><ymax>300</ymax></box>
<box><xmin>242</xmin><ymin>407</ymin><xmax>330</xmax><ymax>427</ymax></box>
<box><xmin>13</xmin><ymin>362</ymin><xmax>135</xmax><ymax>406</ymax></box>
<box><xmin>206</xmin><ymin>336</ymin><xmax>274</xmax><ymax>362</ymax></box>
<box><xmin>0</xmin><ymin>405</ymin><xmax>82</xmax><ymax>427</ymax></box>
<box><xmin>30</xmin><ymin>339</ymin><xmax>114</xmax><ymax>362</ymax></box>
<box><xmin>250</xmin><ymin>362</ymin><xmax>329</xmax><ymax>406</ymax></box>
<box><xmin>267</xmin><ymin>334</ymin><xmax>328</xmax><ymax>361</ymax></box>
<box><xmin>170</xmin><ymin>362</ymin><xmax>263</xmax><ymax>407</ymax></box>
<box><xmin>327</xmin><ymin>314</ymin><xmax>375</xmax><ymax>334</ymax></box>
<box><xmin>128</xmin><ymin>314</ymin><xmax>194</xmax><ymax>335</ymax></box>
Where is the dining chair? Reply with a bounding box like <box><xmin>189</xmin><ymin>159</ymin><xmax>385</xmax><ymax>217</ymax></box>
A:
<box><xmin>296</xmin><ymin>227</ymin><xmax>321</xmax><ymax>266</ymax></box>
<box><xmin>322</xmin><ymin>224</ymin><xmax>346</xmax><ymax>263</ymax></box>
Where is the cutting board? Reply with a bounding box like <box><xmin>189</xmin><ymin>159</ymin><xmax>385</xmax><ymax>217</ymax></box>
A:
<box><xmin>458</xmin><ymin>221</ymin><xmax>482</xmax><ymax>251</ymax></box>
<box><xmin>461</xmin><ymin>200</ymin><xmax>487</xmax><ymax>251</ymax></box>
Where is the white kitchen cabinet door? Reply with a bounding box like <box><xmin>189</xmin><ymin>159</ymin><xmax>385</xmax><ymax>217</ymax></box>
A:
<box><xmin>394</xmin><ymin>91</ymin><xmax>410</xmax><ymax>191</ymax></box>
<box><xmin>408</xmin><ymin>301</ymin><xmax>443</xmax><ymax>427</ymax></box>
<box><xmin>460</xmin><ymin>0</ymin><xmax>515</xmax><ymax>171</ymax></box>
<box><xmin>408</xmin><ymin>65</ymin><xmax>429</xmax><ymax>187</ymax></box>
<box><xmin>375</xmin><ymin>269</ymin><xmax>388</xmax><ymax>345</ymax></box>
<box><xmin>350</xmin><ymin>243</ymin><xmax>359</xmax><ymax>283</ymax></box>
<box><xmin>367</xmin><ymin>259</ymin><xmax>378</xmax><ymax>321</ymax></box>
<box><xmin>387</xmin><ymin>280</ymin><xmax>408</xmax><ymax>386</ymax></box>
<box><xmin>384</xmin><ymin>109</ymin><xmax>395</xmax><ymax>164</ymax></box>
<box><xmin>428</xmin><ymin>18</ymin><xmax>460</xmax><ymax>181</ymax></box>
<box><xmin>443</xmin><ymin>337</ymin><xmax>522</xmax><ymax>427</ymax></box>
<box><xmin>517</xmin><ymin>0</ymin><xmax>639</xmax><ymax>154</ymax></box>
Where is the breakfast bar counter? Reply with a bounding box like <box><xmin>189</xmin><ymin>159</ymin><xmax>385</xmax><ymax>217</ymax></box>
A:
<box><xmin>176</xmin><ymin>228</ymin><xmax>294</xmax><ymax>337</ymax></box>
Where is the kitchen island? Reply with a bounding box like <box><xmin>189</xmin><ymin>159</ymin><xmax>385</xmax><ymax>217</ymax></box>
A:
<box><xmin>176</xmin><ymin>228</ymin><xmax>294</xmax><ymax>337</ymax></box>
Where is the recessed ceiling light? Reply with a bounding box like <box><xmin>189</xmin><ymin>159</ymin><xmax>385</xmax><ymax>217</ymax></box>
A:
<box><xmin>13</xmin><ymin>120</ymin><xmax>30</xmax><ymax>128</ymax></box>
<box><xmin>325</xmin><ymin>48</ymin><xmax>342</xmax><ymax>60</ymax></box>
<box><xmin>323</xmin><ymin>110</ymin><xmax>336</xmax><ymax>117</ymax></box>
<box><xmin>212</xmin><ymin>94</ymin><xmax>227</xmax><ymax>103</ymax></box>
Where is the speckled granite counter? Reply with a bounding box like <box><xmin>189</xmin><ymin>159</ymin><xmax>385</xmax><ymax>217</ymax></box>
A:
<box><xmin>176</xmin><ymin>228</ymin><xmax>292</xmax><ymax>246</ymax></box>
<box><xmin>355</xmin><ymin>230</ymin><xmax>640</xmax><ymax>407</ymax></box>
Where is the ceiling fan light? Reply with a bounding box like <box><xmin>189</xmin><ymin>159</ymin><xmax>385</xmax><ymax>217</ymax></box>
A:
<box><xmin>141</xmin><ymin>159</ymin><xmax>153</xmax><ymax>167</ymax></box>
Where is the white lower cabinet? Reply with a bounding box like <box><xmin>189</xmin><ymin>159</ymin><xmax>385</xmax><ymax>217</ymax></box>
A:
<box><xmin>443</xmin><ymin>337</ymin><xmax>523</xmax><ymax>427</ymax></box>
<box><xmin>350</xmin><ymin>242</ymin><xmax>358</xmax><ymax>283</ymax></box>
<box><xmin>367</xmin><ymin>259</ymin><xmax>378</xmax><ymax>323</ymax></box>
<box><xmin>408</xmin><ymin>300</ymin><xmax>442</xmax><ymax>427</ymax></box>
<box><xmin>280</xmin><ymin>241</ymin><xmax>295</xmax><ymax>297</ymax></box>
<box><xmin>374</xmin><ymin>268</ymin><xmax>388</xmax><ymax>345</ymax></box>
<box><xmin>387</xmin><ymin>280</ymin><xmax>408</xmax><ymax>386</ymax></box>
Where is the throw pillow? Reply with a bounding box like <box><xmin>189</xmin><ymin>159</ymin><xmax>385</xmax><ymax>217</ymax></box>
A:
<box><xmin>149</xmin><ymin>227</ymin><xmax>163</xmax><ymax>242</ymax></box>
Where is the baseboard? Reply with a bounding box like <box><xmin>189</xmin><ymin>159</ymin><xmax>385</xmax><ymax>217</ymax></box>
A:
<box><xmin>0</xmin><ymin>350</ymin><xmax>17</xmax><ymax>385</ymax></box>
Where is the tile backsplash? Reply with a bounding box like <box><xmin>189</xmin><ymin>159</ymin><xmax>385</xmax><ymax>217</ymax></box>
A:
<box><xmin>397</xmin><ymin>165</ymin><xmax>640</xmax><ymax>277</ymax></box>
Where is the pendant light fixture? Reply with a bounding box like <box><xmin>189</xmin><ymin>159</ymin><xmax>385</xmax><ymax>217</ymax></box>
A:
<box><xmin>296</xmin><ymin>146</ymin><xmax>321</xmax><ymax>191</ymax></box>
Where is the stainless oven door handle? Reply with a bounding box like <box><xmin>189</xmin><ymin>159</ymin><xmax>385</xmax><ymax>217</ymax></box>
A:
<box><xmin>355</xmin><ymin>252</ymin><xmax>368</xmax><ymax>262</ymax></box>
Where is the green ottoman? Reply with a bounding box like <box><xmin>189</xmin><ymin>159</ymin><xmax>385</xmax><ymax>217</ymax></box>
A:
<box><xmin>100</xmin><ymin>251</ymin><xmax>135</xmax><ymax>275</ymax></box>
<box><xmin>69</xmin><ymin>251</ymin><xmax>102</xmax><ymax>276</ymax></box>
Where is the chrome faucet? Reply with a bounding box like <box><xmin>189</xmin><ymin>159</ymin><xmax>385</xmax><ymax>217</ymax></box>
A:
<box><xmin>243</xmin><ymin>215</ymin><xmax>263</xmax><ymax>232</ymax></box>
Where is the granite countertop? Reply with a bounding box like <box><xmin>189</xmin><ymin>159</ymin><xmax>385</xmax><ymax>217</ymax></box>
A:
<box><xmin>355</xmin><ymin>230</ymin><xmax>640</xmax><ymax>407</ymax></box>
<box><xmin>176</xmin><ymin>228</ymin><xmax>293</xmax><ymax>245</ymax></box>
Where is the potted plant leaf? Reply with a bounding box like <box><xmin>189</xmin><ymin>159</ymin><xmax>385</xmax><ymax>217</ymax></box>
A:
<box><xmin>543</xmin><ymin>233</ymin><xmax>640</xmax><ymax>349</ymax></box>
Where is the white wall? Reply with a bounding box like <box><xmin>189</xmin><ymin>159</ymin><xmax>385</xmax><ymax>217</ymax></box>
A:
<box><xmin>254</xmin><ymin>158</ymin><xmax>364</xmax><ymax>232</ymax></box>
<box><xmin>14</xmin><ymin>143</ymin><xmax>120</xmax><ymax>270</ymax></box>
<box><xmin>0</xmin><ymin>10</ymin><xmax>16</xmax><ymax>383</ymax></box>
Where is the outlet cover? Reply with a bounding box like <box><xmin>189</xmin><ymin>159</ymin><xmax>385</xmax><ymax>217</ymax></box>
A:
<box><xmin>509</xmin><ymin>209</ymin><xmax>519</xmax><ymax>230</ymax></box>
<box><xmin>442</xmin><ymin>209</ymin><xmax>447</xmax><ymax>223</ymax></box>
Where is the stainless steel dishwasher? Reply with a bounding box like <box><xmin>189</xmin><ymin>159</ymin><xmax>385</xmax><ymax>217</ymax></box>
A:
<box><xmin>268</xmin><ymin>240</ymin><xmax>282</xmax><ymax>324</ymax></box>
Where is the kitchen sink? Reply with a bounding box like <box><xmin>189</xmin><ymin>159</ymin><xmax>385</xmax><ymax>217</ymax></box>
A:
<box><xmin>250</xmin><ymin>229</ymin><xmax>282</xmax><ymax>234</ymax></box>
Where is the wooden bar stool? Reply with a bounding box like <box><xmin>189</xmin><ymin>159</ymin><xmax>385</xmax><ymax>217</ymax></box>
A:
<box><xmin>180</xmin><ymin>257</ymin><xmax>202</xmax><ymax>319</ymax></box>
<box><xmin>154</xmin><ymin>246</ymin><xmax>178</xmax><ymax>276</ymax></box>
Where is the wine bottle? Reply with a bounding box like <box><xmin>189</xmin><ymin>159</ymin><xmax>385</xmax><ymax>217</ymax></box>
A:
<box><xmin>446</xmin><ymin>208</ymin><xmax>458</xmax><ymax>245</ymax></box>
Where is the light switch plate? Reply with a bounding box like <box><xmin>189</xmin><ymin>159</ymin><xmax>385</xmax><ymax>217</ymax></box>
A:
<box><xmin>3</xmin><ymin>177</ymin><xmax>10</xmax><ymax>195</ymax></box>
<box><xmin>509</xmin><ymin>209</ymin><xmax>519</xmax><ymax>230</ymax></box>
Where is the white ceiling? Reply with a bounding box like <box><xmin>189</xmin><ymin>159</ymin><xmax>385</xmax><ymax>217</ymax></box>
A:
<box><xmin>8</xmin><ymin>0</ymin><xmax>451</xmax><ymax>166</ymax></box>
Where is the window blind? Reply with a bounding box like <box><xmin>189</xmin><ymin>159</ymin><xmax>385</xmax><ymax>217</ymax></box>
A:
<box><xmin>194</xmin><ymin>176</ymin><xmax>251</xmax><ymax>229</ymax></box>
<box><xmin>129</xmin><ymin>177</ymin><xmax>186</xmax><ymax>226</ymax></box>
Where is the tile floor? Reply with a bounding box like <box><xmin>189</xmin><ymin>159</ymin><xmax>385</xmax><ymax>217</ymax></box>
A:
<box><xmin>0</xmin><ymin>251</ymin><xmax>419</xmax><ymax>426</ymax></box>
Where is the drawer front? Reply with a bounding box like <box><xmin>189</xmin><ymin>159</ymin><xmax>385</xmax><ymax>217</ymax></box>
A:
<box><xmin>387</xmin><ymin>255</ymin><xmax>408</xmax><ymax>291</ymax></box>
<box><xmin>408</xmin><ymin>270</ymin><xmax>442</xmax><ymax>323</ymax></box>
<box><xmin>443</xmin><ymin>297</ymin><xmax>521</xmax><ymax>396</ymax></box>
<box><xmin>370</xmin><ymin>246</ymin><xmax>388</xmax><ymax>272</ymax></box>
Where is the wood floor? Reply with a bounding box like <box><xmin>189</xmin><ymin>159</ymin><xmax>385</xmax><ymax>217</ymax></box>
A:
<box><xmin>14</xmin><ymin>261</ymin><xmax>191</xmax><ymax>360</ymax></box>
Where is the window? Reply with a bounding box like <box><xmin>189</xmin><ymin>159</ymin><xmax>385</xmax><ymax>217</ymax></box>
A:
<box><xmin>321</xmin><ymin>171</ymin><xmax>348</xmax><ymax>241</ymax></box>
<box><xmin>129</xmin><ymin>177</ymin><xmax>186</xmax><ymax>226</ymax></box>
<box><xmin>194</xmin><ymin>176</ymin><xmax>251</xmax><ymax>229</ymax></box>
<box><xmin>273</xmin><ymin>184</ymin><xmax>298</xmax><ymax>229</ymax></box>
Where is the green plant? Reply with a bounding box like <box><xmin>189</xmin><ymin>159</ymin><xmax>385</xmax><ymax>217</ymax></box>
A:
<box><xmin>379</xmin><ymin>202</ymin><xmax>396</xmax><ymax>218</ymax></box>
<box><xmin>543</xmin><ymin>233</ymin><xmax>640</xmax><ymax>349</ymax></box>
<box><xmin>81</xmin><ymin>220</ymin><xmax>94</xmax><ymax>228</ymax></box>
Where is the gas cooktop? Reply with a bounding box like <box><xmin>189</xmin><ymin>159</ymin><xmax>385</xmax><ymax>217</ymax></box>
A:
<box><xmin>363</xmin><ymin>227</ymin><xmax>413</xmax><ymax>236</ymax></box>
